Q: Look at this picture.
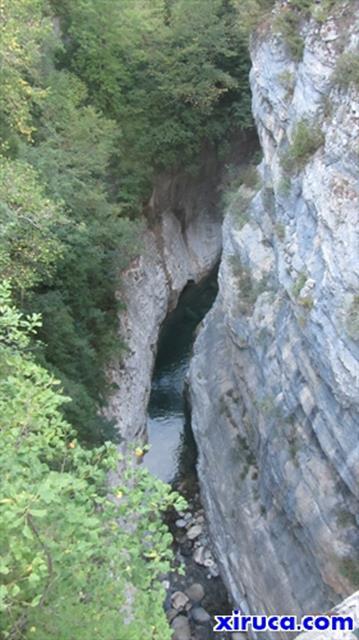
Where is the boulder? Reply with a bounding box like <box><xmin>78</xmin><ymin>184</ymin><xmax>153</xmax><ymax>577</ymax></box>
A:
<box><xmin>185</xmin><ymin>582</ymin><xmax>205</xmax><ymax>603</ymax></box>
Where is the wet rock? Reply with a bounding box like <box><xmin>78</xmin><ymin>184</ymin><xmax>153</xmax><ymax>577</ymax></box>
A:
<box><xmin>180</xmin><ymin>541</ymin><xmax>193</xmax><ymax>557</ymax></box>
<box><xmin>175</xmin><ymin>519</ymin><xmax>187</xmax><ymax>528</ymax></box>
<box><xmin>191</xmin><ymin>606</ymin><xmax>211</xmax><ymax>625</ymax></box>
<box><xmin>185</xmin><ymin>582</ymin><xmax>205</xmax><ymax>603</ymax></box>
<box><xmin>171</xmin><ymin>591</ymin><xmax>190</xmax><ymax>611</ymax></box>
<box><xmin>166</xmin><ymin>608</ymin><xmax>179</xmax><ymax>623</ymax></box>
<box><xmin>193</xmin><ymin>546</ymin><xmax>206</xmax><ymax>565</ymax></box>
<box><xmin>187</xmin><ymin>524</ymin><xmax>202</xmax><ymax>540</ymax></box>
<box><xmin>171</xmin><ymin>615</ymin><xmax>191</xmax><ymax>640</ymax></box>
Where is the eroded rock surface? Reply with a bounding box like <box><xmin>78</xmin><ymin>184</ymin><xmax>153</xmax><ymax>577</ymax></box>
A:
<box><xmin>190</xmin><ymin>3</ymin><xmax>359</xmax><ymax>634</ymax></box>
<box><xmin>105</xmin><ymin>148</ymin><xmax>223</xmax><ymax>443</ymax></box>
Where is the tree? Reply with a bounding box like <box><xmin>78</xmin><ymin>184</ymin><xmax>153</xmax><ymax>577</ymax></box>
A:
<box><xmin>0</xmin><ymin>282</ymin><xmax>186</xmax><ymax>640</ymax></box>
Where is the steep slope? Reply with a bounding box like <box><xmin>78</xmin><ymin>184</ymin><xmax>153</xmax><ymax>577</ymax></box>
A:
<box><xmin>106</xmin><ymin>150</ymin><xmax>223</xmax><ymax>443</ymax></box>
<box><xmin>189</xmin><ymin>2</ymin><xmax>359</xmax><ymax>629</ymax></box>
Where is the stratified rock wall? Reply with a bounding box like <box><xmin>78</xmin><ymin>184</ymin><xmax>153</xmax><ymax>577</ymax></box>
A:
<box><xmin>189</xmin><ymin>3</ymin><xmax>359</xmax><ymax>633</ymax></box>
<box><xmin>106</xmin><ymin>149</ymin><xmax>223</xmax><ymax>443</ymax></box>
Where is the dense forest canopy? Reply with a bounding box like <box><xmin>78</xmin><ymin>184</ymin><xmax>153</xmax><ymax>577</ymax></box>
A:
<box><xmin>0</xmin><ymin>0</ymin><xmax>254</xmax><ymax>637</ymax></box>
<box><xmin>0</xmin><ymin>0</ymin><xmax>253</xmax><ymax>444</ymax></box>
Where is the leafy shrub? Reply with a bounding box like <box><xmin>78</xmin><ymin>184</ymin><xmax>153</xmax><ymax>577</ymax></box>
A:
<box><xmin>346</xmin><ymin>295</ymin><xmax>359</xmax><ymax>341</ymax></box>
<box><xmin>292</xmin><ymin>272</ymin><xmax>307</xmax><ymax>298</ymax></box>
<box><xmin>278</xmin><ymin>70</ymin><xmax>296</xmax><ymax>99</ymax></box>
<box><xmin>281</xmin><ymin>120</ymin><xmax>325</xmax><ymax>173</ymax></box>
<box><xmin>339</xmin><ymin>557</ymin><xmax>359</xmax><ymax>588</ymax></box>
<box><xmin>273</xmin><ymin>7</ymin><xmax>305</xmax><ymax>61</ymax></box>
<box><xmin>275</xmin><ymin>223</ymin><xmax>286</xmax><ymax>240</ymax></box>
<box><xmin>334</xmin><ymin>52</ymin><xmax>359</xmax><ymax>90</ymax></box>
<box><xmin>230</xmin><ymin>258</ymin><xmax>269</xmax><ymax>312</ymax></box>
<box><xmin>235</xmin><ymin>0</ymin><xmax>275</xmax><ymax>39</ymax></box>
<box><xmin>0</xmin><ymin>283</ymin><xmax>186</xmax><ymax>640</ymax></box>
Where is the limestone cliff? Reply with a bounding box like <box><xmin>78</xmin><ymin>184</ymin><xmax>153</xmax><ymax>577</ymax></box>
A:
<box><xmin>189</xmin><ymin>2</ymin><xmax>359</xmax><ymax>631</ymax></box>
<box><xmin>105</xmin><ymin>149</ymin><xmax>223</xmax><ymax>443</ymax></box>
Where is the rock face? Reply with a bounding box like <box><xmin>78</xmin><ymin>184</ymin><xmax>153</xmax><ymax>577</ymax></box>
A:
<box><xmin>105</xmin><ymin>147</ymin><xmax>223</xmax><ymax>443</ymax></box>
<box><xmin>189</xmin><ymin>3</ymin><xmax>359</xmax><ymax>635</ymax></box>
<box><xmin>296</xmin><ymin>591</ymin><xmax>359</xmax><ymax>640</ymax></box>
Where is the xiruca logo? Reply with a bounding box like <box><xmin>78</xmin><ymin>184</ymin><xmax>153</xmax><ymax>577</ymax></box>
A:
<box><xmin>213</xmin><ymin>610</ymin><xmax>356</xmax><ymax>634</ymax></box>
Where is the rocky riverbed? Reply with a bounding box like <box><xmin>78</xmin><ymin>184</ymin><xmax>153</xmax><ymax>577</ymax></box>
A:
<box><xmin>164</xmin><ymin>490</ymin><xmax>239</xmax><ymax>640</ymax></box>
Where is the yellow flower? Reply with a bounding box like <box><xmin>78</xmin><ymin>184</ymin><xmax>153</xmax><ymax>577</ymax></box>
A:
<box><xmin>135</xmin><ymin>447</ymin><xmax>144</xmax><ymax>458</ymax></box>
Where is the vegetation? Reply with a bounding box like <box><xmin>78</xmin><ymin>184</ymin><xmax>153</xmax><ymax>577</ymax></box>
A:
<box><xmin>339</xmin><ymin>557</ymin><xmax>359</xmax><ymax>588</ymax></box>
<box><xmin>334</xmin><ymin>52</ymin><xmax>359</xmax><ymax>90</ymax></box>
<box><xmin>0</xmin><ymin>0</ymin><xmax>254</xmax><ymax>442</ymax></box>
<box><xmin>234</xmin><ymin>0</ymin><xmax>341</xmax><ymax>58</ymax></box>
<box><xmin>281</xmin><ymin>120</ymin><xmax>325</xmax><ymax>173</ymax></box>
<box><xmin>292</xmin><ymin>272</ymin><xmax>308</xmax><ymax>298</ymax></box>
<box><xmin>346</xmin><ymin>295</ymin><xmax>359</xmax><ymax>341</ymax></box>
<box><xmin>278</xmin><ymin>70</ymin><xmax>296</xmax><ymax>100</ymax></box>
<box><xmin>0</xmin><ymin>0</ymin><xmax>255</xmax><ymax>637</ymax></box>
<box><xmin>0</xmin><ymin>283</ymin><xmax>186</xmax><ymax>639</ymax></box>
<box><xmin>230</xmin><ymin>258</ymin><xmax>269</xmax><ymax>312</ymax></box>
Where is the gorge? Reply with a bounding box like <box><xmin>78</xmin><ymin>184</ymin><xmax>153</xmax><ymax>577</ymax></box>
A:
<box><xmin>1</xmin><ymin>1</ymin><xmax>359</xmax><ymax>639</ymax></box>
<box><xmin>107</xmin><ymin>1</ymin><xmax>359</xmax><ymax>637</ymax></box>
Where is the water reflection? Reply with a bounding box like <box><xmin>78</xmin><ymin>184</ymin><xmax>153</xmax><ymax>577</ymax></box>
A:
<box><xmin>143</xmin><ymin>270</ymin><xmax>218</xmax><ymax>483</ymax></box>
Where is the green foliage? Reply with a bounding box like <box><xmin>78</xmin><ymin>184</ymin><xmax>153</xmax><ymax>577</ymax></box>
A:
<box><xmin>346</xmin><ymin>295</ymin><xmax>359</xmax><ymax>341</ymax></box>
<box><xmin>273</xmin><ymin>0</ymin><xmax>338</xmax><ymax>61</ymax></box>
<box><xmin>221</xmin><ymin>160</ymin><xmax>260</xmax><ymax>223</ymax></box>
<box><xmin>0</xmin><ymin>158</ymin><xmax>65</xmax><ymax>291</ymax></box>
<box><xmin>292</xmin><ymin>272</ymin><xmax>307</xmax><ymax>298</ymax></box>
<box><xmin>59</xmin><ymin>0</ymin><xmax>253</xmax><ymax>209</ymax></box>
<box><xmin>336</xmin><ymin>509</ymin><xmax>356</xmax><ymax>529</ymax></box>
<box><xmin>277</xmin><ymin>70</ymin><xmax>296</xmax><ymax>100</ymax></box>
<box><xmin>298</xmin><ymin>295</ymin><xmax>314</xmax><ymax>311</ymax></box>
<box><xmin>281</xmin><ymin>120</ymin><xmax>325</xmax><ymax>173</ymax></box>
<box><xmin>273</xmin><ymin>5</ymin><xmax>306</xmax><ymax>62</ymax></box>
<box><xmin>0</xmin><ymin>0</ymin><xmax>255</xmax><ymax>442</ymax></box>
<box><xmin>0</xmin><ymin>0</ymin><xmax>50</xmax><ymax>142</ymax></box>
<box><xmin>18</xmin><ymin>68</ymin><xmax>141</xmax><ymax>442</ymax></box>
<box><xmin>275</xmin><ymin>222</ymin><xmax>286</xmax><ymax>240</ymax></box>
<box><xmin>334</xmin><ymin>52</ymin><xmax>359</xmax><ymax>90</ymax></box>
<box><xmin>339</xmin><ymin>557</ymin><xmax>359</xmax><ymax>588</ymax></box>
<box><xmin>234</xmin><ymin>0</ymin><xmax>275</xmax><ymax>38</ymax></box>
<box><xmin>230</xmin><ymin>258</ymin><xmax>269</xmax><ymax>312</ymax></box>
<box><xmin>0</xmin><ymin>284</ymin><xmax>186</xmax><ymax>639</ymax></box>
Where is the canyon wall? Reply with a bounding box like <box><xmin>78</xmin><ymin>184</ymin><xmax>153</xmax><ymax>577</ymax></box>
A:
<box><xmin>105</xmin><ymin>149</ymin><xmax>223</xmax><ymax>443</ymax></box>
<box><xmin>189</xmin><ymin>3</ymin><xmax>359</xmax><ymax>632</ymax></box>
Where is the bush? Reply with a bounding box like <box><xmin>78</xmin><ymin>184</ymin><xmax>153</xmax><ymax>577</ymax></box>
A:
<box><xmin>346</xmin><ymin>295</ymin><xmax>359</xmax><ymax>341</ymax></box>
<box><xmin>0</xmin><ymin>283</ymin><xmax>187</xmax><ymax>640</ymax></box>
<box><xmin>334</xmin><ymin>52</ymin><xmax>359</xmax><ymax>90</ymax></box>
<box><xmin>339</xmin><ymin>557</ymin><xmax>359</xmax><ymax>588</ymax></box>
<box><xmin>281</xmin><ymin>120</ymin><xmax>325</xmax><ymax>173</ymax></box>
<box><xmin>235</xmin><ymin>0</ymin><xmax>275</xmax><ymax>39</ymax></box>
<box><xmin>292</xmin><ymin>272</ymin><xmax>307</xmax><ymax>298</ymax></box>
<box><xmin>273</xmin><ymin>7</ymin><xmax>305</xmax><ymax>61</ymax></box>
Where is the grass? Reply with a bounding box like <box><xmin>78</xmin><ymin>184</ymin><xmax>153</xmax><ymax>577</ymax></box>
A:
<box><xmin>281</xmin><ymin>120</ymin><xmax>325</xmax><ymax>173</ymax></box>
